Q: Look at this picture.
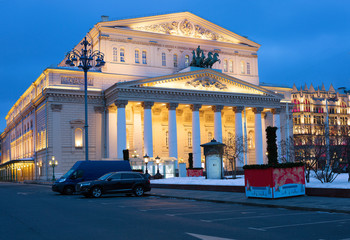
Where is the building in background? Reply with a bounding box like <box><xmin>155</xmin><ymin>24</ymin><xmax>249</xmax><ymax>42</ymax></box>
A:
<box><xmin>292</xmin><ymin>84</ymin><xmax>350</xmax><ymax>170</ymax></box>
<box><xmin>0</xmin><ymin>12</ymin><xmax>292</xmax><ymax>181</ymax></box>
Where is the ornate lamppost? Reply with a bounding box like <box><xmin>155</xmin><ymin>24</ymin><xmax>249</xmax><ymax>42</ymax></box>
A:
<box><xmin>49</xmin><ymin>156</ymin><xmax>58</xmax><ymax>181</ymax></box>
<box><xmin>154</xmin><ymin>156</ymin><xmax>162</xmax><ymax>179</ymax></box>
<box><xmin>143</xmin><ymin>154</ymin><xmax>149</xmax><ymax>174</ymax></box>
<box><xmin>65</xmin><ymin>37</ymin><xmax>105</xmax><ymax>161</ymax></box>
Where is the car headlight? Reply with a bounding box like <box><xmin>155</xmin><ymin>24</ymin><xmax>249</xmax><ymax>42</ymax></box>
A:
<box><xmin>80</xmin><ymin>182</ymin><xmax>91</xmax><ymax>186</ymax></box>
<box><xmin>58</xmin><ymin>178</ymin><xmax>66</xmax><ymax>183</ymax></box>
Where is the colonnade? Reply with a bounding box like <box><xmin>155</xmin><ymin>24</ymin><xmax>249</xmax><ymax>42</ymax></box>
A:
<box><xmin>108</xmin><ymin>100</ymin><xmax>282</xmax><ymax>168</ymax></box>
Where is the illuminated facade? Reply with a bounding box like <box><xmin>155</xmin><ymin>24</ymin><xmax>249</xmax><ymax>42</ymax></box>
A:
<box><xmin>292</xmin><ymin>84</ymin><xmax>350</xmax><ymax>164</ymax></box>
<box><xmin>0</xmin><ymin>12</ymin><xmax>292</xmax><ymax>181</ymax></box>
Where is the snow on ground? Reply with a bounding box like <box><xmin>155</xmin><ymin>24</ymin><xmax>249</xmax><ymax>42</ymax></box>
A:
<box><xmin>151</xmin><ymin>173</ymin><xmax>350</xmax><ymax>189</ymax></box>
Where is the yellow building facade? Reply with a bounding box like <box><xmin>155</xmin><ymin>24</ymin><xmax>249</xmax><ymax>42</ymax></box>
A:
<box><xmin>0</xmin><ymin>12</ymin><xmax>292</xmax><ymax>181</ymax></box>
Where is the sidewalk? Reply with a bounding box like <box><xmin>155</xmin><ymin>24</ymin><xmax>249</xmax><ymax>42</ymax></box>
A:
<box><xmin>148</xmin><ymin>188</ymin><xmax>350</xmax><ymax>214</ymax></box>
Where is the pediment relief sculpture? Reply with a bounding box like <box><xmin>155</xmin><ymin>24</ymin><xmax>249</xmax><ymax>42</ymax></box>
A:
<box><xmin>133</xmin><ymin>19</ymin><xmax>236</xmax><ymax>44</ymax></box>
<box><xmin>186</xmin><ymin>76</ymin><xmax>227</xmax><ymax>90</ymax></box>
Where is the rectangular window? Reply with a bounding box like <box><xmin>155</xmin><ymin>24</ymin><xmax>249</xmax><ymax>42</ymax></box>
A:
<box><xmin>120</xmin><ymin>48</ymin><xmax>125</xmax><ymax>62</ymax></box>
<box><xmin>229</xmin><ymin>60</ymin><xmax>233</xmax><ymax>72</ymax></box>
<box><xmin>135</xmin><ymin>50</ymin><xmax>140</xmax><ymax>64</ymax></box>
<box><xmin>113</xmin><ymin>48</ymin><xmax>118</xmax><ymax>62</ymax></box>
<box><xmin>185</xmin><ymin>55</ymin><xmax>189</xmax><ymax>67</ymax></box>
<box><xmin>173</xmin><ymin>54</ymin><xmax>178</xmax><ymax>67</ymax></box>
<box><xmin>188</xmin><ymin>132</ymin><xmax>192</xmax><ymax>147</ymax></box>
<box><xmin>240</xmin><ymin>61</ymin><xmax>245</xmax><ymax>74</ymax></box>
<box><xmin>142</xmin><ymin>51</ymin><xmax>147</xmax><ymax>64</ymax></box>
<box><xmin>223</xmin><ymin>60</ymin><xmax>228</xmax><ymax>72</ymax></box>
<box><xmin>247</xmin><ymin>62</ymin><xmax>251</xmax><ymax>74</ymax></box>
<box><xmin>162</xmin><ymin>53</ymin><xmax>166</xmax><ymax>66</ymax></box>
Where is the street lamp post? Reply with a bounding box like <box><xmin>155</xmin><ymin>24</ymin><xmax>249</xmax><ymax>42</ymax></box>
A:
<box><xmin>65</xmin><ymin>37</ymin><xmax>105</xmax><ymax>161</ymax></box>
<box><xmin>143</xmin><ymin>154</ymin><xmax>149</xmax><ymax>174</ymax></box>
<box><xmin>49</xmin><ymin>156</ymin><xmax>58</xmax><ymax>181</ymax></box>
<box><xmin>154</xmin><ymin>156</ymin><xmax>162</xmax><ymax>179</ymax></box>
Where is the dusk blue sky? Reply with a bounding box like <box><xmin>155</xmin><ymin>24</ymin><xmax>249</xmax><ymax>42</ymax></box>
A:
<box><xmin>0</xmin><ymin>0</ymin><xmax>349</xmax><ymax>131</ymax></box>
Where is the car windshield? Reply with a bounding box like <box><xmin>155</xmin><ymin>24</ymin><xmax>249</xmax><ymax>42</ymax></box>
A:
<box><xmin>98</xmin><ymin>173</ymin><xmax>113</xmax><ymax>181</ymax></box>
<box><xmin>62</xmin><ymin>169</ymin><xmax>75</xmax><ymax>178</ymax></box>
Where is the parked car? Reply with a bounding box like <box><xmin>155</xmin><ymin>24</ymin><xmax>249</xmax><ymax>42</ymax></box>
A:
<box><xmin>52</xmin><ymin>160</ymin><xmax>132</xmax><ymax>195</ymax></box>
<box><xmin>76</xmin><ymin>171</ymin><xmax>151</xmax><ymax>198</ymax></box>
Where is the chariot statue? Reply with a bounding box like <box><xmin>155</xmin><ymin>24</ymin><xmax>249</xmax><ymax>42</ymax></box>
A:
<box><xmin>189</xmin><ymin>46</ymin><xmax>221</xmax><ymax>69</ymax></box>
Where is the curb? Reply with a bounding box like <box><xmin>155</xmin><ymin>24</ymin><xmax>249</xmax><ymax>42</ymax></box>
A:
<box><xmin>147</xmin><ymin>193</ymin><xmax>350</xmax><ymax>214</ymax></box>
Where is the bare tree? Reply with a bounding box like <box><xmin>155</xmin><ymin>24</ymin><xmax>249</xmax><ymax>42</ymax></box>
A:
<box><xmin>223</xmin><ymin>135</ymin><xmax>246</xmax><ymax>179</ymax></box>
<box><xmin>280</xmin><ymin>136</ymin><xmax>295</xmax><ymax>163</ymax></box>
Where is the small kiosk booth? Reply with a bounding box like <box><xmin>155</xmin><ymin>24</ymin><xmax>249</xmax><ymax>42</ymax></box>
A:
<box><xmin>201</xmin><ymin>139</ymin><xmax>225</xmax><ymax>179</ymax></box>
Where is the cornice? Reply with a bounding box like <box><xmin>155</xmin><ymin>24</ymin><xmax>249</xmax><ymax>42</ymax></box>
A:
<box><xmin>106</xmin><ymin>86</ymin><xmax>281</xmax><ymax>108</ymax></box>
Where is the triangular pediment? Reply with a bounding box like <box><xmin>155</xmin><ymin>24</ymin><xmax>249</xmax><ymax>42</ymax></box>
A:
<box><xmin>116</xmin><ymin>69</ymin><xmax>279</xmax><ymax>97</ymax></box>
<box><xmin>98</xmin><ymin>12</ymin><xmax>259</xmax><ymax>48</ymax></box>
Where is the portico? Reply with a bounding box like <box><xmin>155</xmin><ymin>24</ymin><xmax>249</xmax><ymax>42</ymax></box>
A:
<box><xmin>105</xmin><ymin>68</ymin><xmax>284</xmax><ymax>168</ymax></box>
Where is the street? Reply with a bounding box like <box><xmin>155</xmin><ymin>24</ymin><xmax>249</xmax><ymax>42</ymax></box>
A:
<box><xmin>0</xmin><ymin>183</ymin><xmax>350</xmax><ymax>240</ymax></box>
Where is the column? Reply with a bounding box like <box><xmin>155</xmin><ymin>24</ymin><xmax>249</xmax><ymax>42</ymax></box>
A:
<box><xmin>273</xmin><ymin>108</ymin><xmax>282</xmax><ymax>163</ymax></box>
<box><xmin>253</xmin><ymin>107</ymin><xmax>264</xmax><ymax>164</ymax></box>
<box><xmin>142</xmin><ymin>101</ymin><xmax>154</xmax><ymax>158</ymax></box>
<box><xmin>108</xmin><ymin>107</ymin><xmax>117</xmax><ymax>158</ymax></box>
<box><xmin>94</xmin><ymin>106</ymin><xmax>104</xmax><ymax>159</ymax></box>
<box><xmin>133</xmin><ymin>105</ymin><xmax>143</xmax><ymax>157</ymax></box>
<box><xmin>115</xmin><ymin>100</ymin><xmax>128</xmax><ymax>159</ymax></box>
<box><xmin>191</xmin><ymin>104</ymin><xmax>202</xmax><ymax>168</ymax></box>
<box><xmin>213</xmin><ymin>105</ymin><xmax>224</xmax><ymax>142</ymax></box>
<box><xmin>167</xmin><ymin>103</ymin><xmax>178</xmax><ymax>167</ymax></box>
<box><xmin>234</xmin><ymin>106</ymin><xmax>244</xmax><ymax>167</ymax></box>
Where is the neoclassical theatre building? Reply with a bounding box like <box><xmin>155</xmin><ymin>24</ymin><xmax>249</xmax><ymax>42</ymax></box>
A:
<box><xmin>0</xmin><ymin>12</ymin><xmax>292</xmax><ymax>181</ymax></box>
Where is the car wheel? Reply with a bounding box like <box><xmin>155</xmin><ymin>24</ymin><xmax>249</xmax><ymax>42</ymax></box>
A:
<box><xmin>91</xmin><ymin>187</ymin><xmax>102</xmax><ymax>198</ymax></box>
<box><xmin>134</xmin><ymin>186</ymin><xmax>144</xmax><ymax>197</ymax></box>
<box><xmin>63</xmin><ymin>186</ymin><xmax>74</xmax><ymax>195</ymax></box>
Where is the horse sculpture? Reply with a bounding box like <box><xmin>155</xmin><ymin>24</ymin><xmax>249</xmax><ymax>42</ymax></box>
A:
<box><xmin>208</xmin><ymin>52</ymin><xmax>221</xmax><ymax>68</ymax></box>
<box><xmin>189</xmin><ymin>46</ymin><xmax>221</xmax><ymax>69</ymax></box>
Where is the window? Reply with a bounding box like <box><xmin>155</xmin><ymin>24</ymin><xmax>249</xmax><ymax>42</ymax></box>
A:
<box><xmin>229</xmin><ymin>60</ymin><xmax>233</xmax><ymax>73</ymax></box>
<box><xmin>142</xmin><ymin>50</ymin><xmax>147</xmax><ymax>64</ymax></box>
<box><xmin>173</xmin><ymin>54</ymin><xmax>178</xmax><ymax>67</ymax></box>
<box><xmin>304</xmin><ymin>99</ymin><xmax>311</xmax><ymax>112</ymax></box>
<box><xmin>166</xmin><ymin>131</ymin><xmax>169</xmax><ymax>147</ymax></box>
<box><xmin>188</xmin><ymin>132</ymin><xmax>192</xmax><ymax>147</ymax></box>
<box><xmin>135</xmin><ymin>50</ymin><xmax>140</xmax><ymax>63</ymax></box>
<box><xmin>246</xmin><ymin>62</ymin><xmax>251</xmax><ymax>74</ymax></box>
<box><xmin>162</xmin><ymin>53</ymin><xmax>166</xmax><ymax>66</ymax></box>
<box><xmin>185</xmin><ymin>55</ymin><xmax>190</xmax><ymax>67</ymax></box>
<box><xmin>240</xmin><ymin>61</ymin><xmax>245</xmax><ymax>74</ymax></box>
<box><xmin>223</xmin><ymin>60</ymin><xmax>228</xmax><ymax>72</ymax></box>
<box><xmin>120</xmin><ymin>48</ymin><xmax>125</xmax><ymax>62</ymax></box>
<box><xmin>292</xmin><ymin>99</ymin><xmax>300</xmax><ymax>112</ymax></box>
<box><xmin>109</xmin><ymin>173</ymin><xmax>121</xmax><ymax>180</ymax></box>
<box><xmin>208</xmin><ymin>132</ymin><xmax>213</xmax><ymax>142</ymax></box>
<box><xmin>113</xmin><ymin>47</ymin><xmax>118</xmax><ymax>61</ymax></box>
<box><xmin>75</xmin><ymin>128</ymin><xmax>83</xmax><ymax>148</ymax></box>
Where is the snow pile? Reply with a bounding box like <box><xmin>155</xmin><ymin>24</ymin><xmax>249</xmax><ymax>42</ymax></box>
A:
<box><xmin>151</xmin><ymin>174</ymin><xmax>350</xmax><ymax>189</ymax></box>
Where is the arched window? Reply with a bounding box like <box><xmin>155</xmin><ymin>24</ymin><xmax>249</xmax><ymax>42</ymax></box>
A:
<box><xmin>304</xmin><ymin>99</ymin><xmax>311</xmax><ymax>112</ymax></box>
<box><xmin>120</xmin><ymin>48</ymin><xmax>125</xmax><ymax>62</ymax></box>
<box><xmin>188</xmin><ymin>132</ymin><xmax>192</xmax><ymax>147</ymax></box>
<box><xmin>229</xmin><ymin>60</ymin><xmax>233</xmax><ymax>73</ymax></box>
<box><xmin>240</xmin><ymin>61</ymin><xmax>245</xmax><ymax>74</ymax></box>
<box><xmin>142</xmin><ymin>50</ymin><xmax>147</xmax><ymax>64</ymax></box>
<box><xmin>75</xmin><ymin>128</ymin><xmax>83</xmax><ymax>148</ymax></box>
<box><xmin>113</xmin><ymin>47</ymin><xmax>118</xmax><ymax>61</ymax></box>
<box><xmin>162</xmin><ymin>53</ymin><xmax>166</xmax><ymax>66</ymax></box>
<box><xmin>223</xmin><ymin>60</ymin><xmax>228</xmax><ymax>72</ymax></box>
<box><xmin>135</xmin><ymin>50</ymin><xmax>140</xmax><ymax>64</ymax></box>
<box><xmin>166</xmin><ymin>131</ymin><xmax>169</xmax><ymax>147</ymax></box>
<box><xmin>173</xmin><ymin>54</ymin><xmax>178</xmax><ymax>67</ymax></box>
<box><xmin>208</xmin><ymin>132</ymin><xmax>213</xmax><ymax>142</ymax></box>
<box><xmin>185</xmin><ymin>55</ymin><xmax>190</xmax><ymax>67</ymax></box>
<box><xmin>246</xmin><ymin>62</ymin><xmax>251</xmax><ymax>74</ymax></box>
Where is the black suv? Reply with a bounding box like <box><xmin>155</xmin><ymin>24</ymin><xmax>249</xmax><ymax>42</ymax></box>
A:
<box><xmin>76</xmin><ymin>172</ymin><xmax>151</xmax><ymax>198</ymax></box>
